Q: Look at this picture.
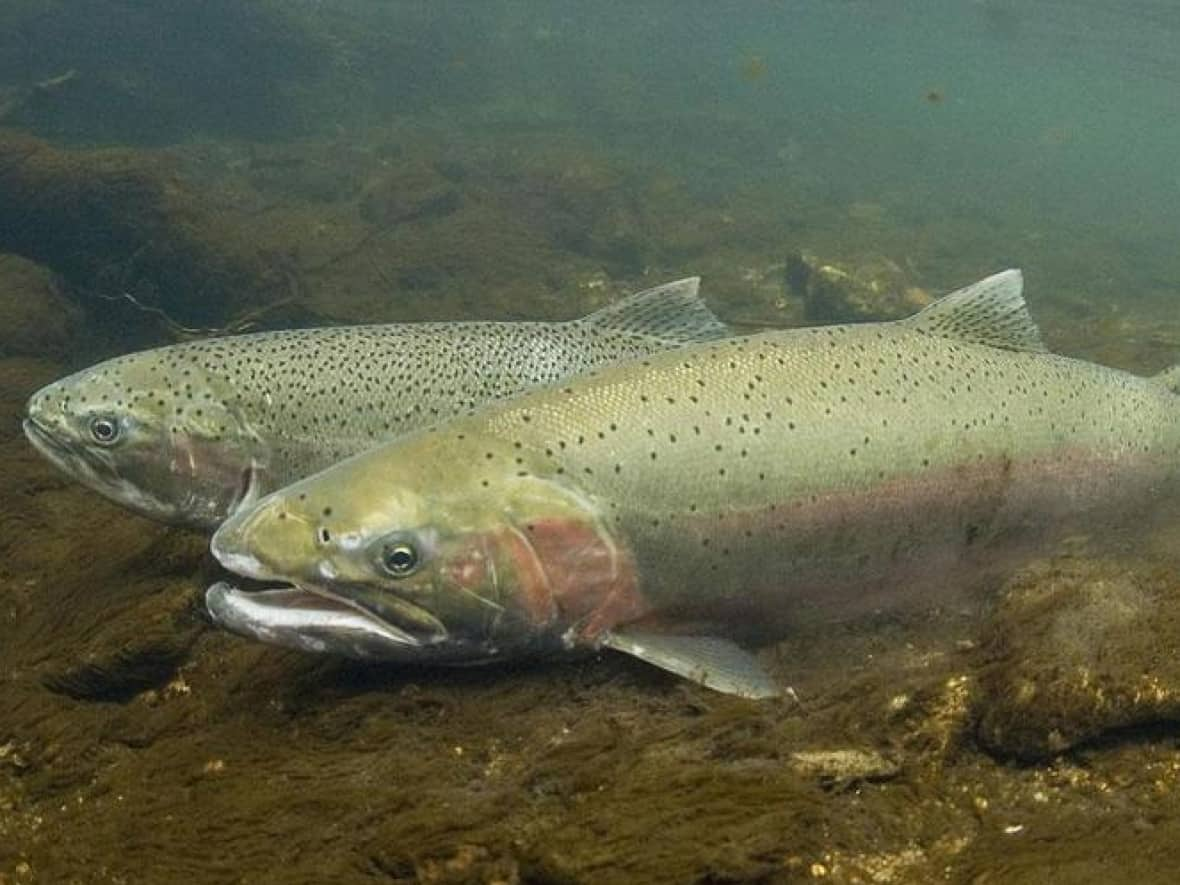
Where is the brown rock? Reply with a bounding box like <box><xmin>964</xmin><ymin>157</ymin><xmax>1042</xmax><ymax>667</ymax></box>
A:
<box><xmin>974</xmin><ymin>559</ymin><xmax>1180</xmax><ymax>760</ymax></box>
<box><xmin>359</xmin><ymin>162</ymin><xmax>462</xmax><ymax>228</ymax></box>
<box><xmin>786</xmin><ymin>252</ymin><xmax>930</xmax><ymax>323</ymax></box>
<box><xmin>0</xmin><ymin>131</ymin><xmax>276</xmax><ymax>328</ymax></box>
<box><xmin>0</xmin><ymin>255</ymin><xmax>81</xmax><ymax>360</ymax></box>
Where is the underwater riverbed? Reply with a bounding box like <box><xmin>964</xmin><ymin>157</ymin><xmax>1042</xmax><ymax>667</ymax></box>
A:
<box><xmin>4</xmin><ymin>2</ymin><xmax>1180</xmax><ymax>882</ymax></box>
<box><xmin>1</xmin><ymin>125</ymin><xmax>1180</xmax><ymax>884</ymax></box>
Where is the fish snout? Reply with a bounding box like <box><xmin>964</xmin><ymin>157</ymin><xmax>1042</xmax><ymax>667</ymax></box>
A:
<box><xmin>22</xmin><ymin>384</ymin><xmax>84</xmax><ymax>472</ymax></box>
<box><xmin>23</xmin><ymin>382</ymin><xmax>67</xmax><ymax>438</ymax></box>
<box><xmin>24</xmin><ymin>379</ymin><xmax>55</xmax><ymax>417</ymax></box>
<box><xmin>210</xmin><ymin>498</ymin><xmax>294</xmax><ymax>582</ymax></box>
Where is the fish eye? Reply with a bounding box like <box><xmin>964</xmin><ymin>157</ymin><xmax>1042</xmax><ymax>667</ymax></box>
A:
<box><xmin>89</xmin><ymin>416</ymin><xmax>121</xmax><ymax>446</ymax></box>
<box><xmin>379</xmin><ymin>539</ymin><xmax>420</xmax><ymax>578</ymax></box>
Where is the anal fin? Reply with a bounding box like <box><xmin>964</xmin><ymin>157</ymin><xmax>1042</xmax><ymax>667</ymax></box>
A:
<box><xmin>601</xmin><ymin>630</ymin><xmax>781</xmax><ymax>699</ymax></box>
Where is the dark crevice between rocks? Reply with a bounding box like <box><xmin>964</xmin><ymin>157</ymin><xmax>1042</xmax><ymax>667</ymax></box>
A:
<box><xmin>40</xmin><ymin>588</ymin><xmax>208</xmax><ymax>704</ymax></box>
<box><xmin>42</xmin><ymin>642</ymin><xmax>193</xmax><ymax>704</ymax></box>
<box><xmin>974</xmin><ymin>716</ymin><xmax>1180</xmax><ymax>766</ymax></box>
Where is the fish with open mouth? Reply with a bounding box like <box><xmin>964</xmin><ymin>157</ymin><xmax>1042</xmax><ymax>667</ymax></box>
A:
<box><xmin>208</xmin><ymin>269</ymin><xmax>1180</xmax><ymax>698</ymax></box>
<box><xmin>23</xmin><ymin>278</ymin><xmax>725</xmax><ymax>528</ymax></box>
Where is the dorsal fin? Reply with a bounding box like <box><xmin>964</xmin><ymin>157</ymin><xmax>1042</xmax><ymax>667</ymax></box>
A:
<box><xmin>899</xmin><ymin>269</ymin><xmax>1047</xmax><ymax>352</ymax></box>
<box><xmin>579</xmin><ymin>277</ymin><xmax>729</xmax><ymax>343</ymax></box>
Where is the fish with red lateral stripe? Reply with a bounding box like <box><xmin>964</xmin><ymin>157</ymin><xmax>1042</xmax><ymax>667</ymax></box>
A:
<box><xmin>208</xmin><ymin>269</ymin><xmax>1180</xmax><ymax>698</ymax></box>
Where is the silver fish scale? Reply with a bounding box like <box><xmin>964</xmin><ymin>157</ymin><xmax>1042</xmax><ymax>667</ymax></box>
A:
<box><xmin>474</xmin><ymin>320</ymin><xmax>1180</xmax><ymax>615</ymax></box>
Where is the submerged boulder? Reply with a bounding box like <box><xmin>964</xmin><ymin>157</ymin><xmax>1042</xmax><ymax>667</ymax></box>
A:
<box><xmin>0</xmin><ymin>132</ymin><xmax>277</xmax><ymax>329</ymax></box>
<box><xmin>0</xmin><ymin>255</ymin><xmax>81</xmax><ymax>360</ymax></box>
<box><xmin>359</xmin><ymin>162</ymin><xmax>462</xmax><ymax>228</ymax></box>
<box><xmin>973</xmin><ymin>559</ymin><xmax>1180</xmax><ymax>760</ymax></box>
<box><xmin>786</xmin><ymin>252</ymin><xmax>931</xmax><ymax>324</ymax></box>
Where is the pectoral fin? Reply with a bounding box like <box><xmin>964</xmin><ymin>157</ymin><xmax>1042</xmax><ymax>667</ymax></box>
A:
<box><xmin>601</xmin><ymin>630</ymin><xmax>781</xmax><ymax>699</ymax></box>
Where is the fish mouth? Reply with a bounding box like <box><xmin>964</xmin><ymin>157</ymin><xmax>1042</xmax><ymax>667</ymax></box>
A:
<box><xmin>23</xmin><ymin>416</ymin><xmax>120</xmax><ymax>493</ymax></box>
<box><xmin>23</xmin><ymin>417</ymin><xmax>83</xmax><ymax>473</ymax></box>
<box><xmin>205</xmin><ymin>581</ymin><xmax>429</xmax><ymax>658</ymax></box>
<box><xmin>23</xmin><ymin>416</ymin><xmax>184</xmax><ymax>523</ymax></box>
<box><xmin>209</xmin><ymin>532</ymin><xmax>449</xmax><ymax>654</ymax></box>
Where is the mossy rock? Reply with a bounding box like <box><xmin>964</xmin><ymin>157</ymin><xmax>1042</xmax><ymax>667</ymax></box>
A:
<box><xmin>973</xmin><ymin>559</ymin><xmax>1180</xmax><ymax>760</ymax></box>
<box><xmin>0</xmin><ymin>254</ymin><xmax>81</xmax><ymax>360</ymax></box>
<box><xmin>0</xmin><ymin>131</ymin><xmax>278</xmax><ymax>328</ymax></box>
<box><xmin>787</xmin><ymin>251</ymin><xmax>931</xmax><ymax>323</ymax></box>
<box><xmin>359</xmin><ymin>162</ymin><xmax>462</xmax><ymax>228</ymax></box>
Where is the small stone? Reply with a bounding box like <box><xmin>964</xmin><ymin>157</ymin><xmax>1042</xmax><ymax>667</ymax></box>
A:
<box><xmin>789</xmin><ymin>749</ymin><xmax>899</xmax><ymax>787</ymax></box>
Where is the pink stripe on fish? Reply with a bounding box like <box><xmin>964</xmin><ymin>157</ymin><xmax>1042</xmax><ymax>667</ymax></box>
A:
<box><xmin>628</xmin><ymin>446</ymin><xmax>1177</xmax><ymax>631</ymax></box>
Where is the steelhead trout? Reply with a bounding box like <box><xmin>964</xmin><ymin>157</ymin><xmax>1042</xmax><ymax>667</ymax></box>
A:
<box><xmin>23</xmin><ymin>278</ymin><xmax>726</xmax><ymax>528</ymax></box>
<box><xmin>208</xmin><ymin>270</ymin><xmax>1180</xmax><ymax>697</ymax></box>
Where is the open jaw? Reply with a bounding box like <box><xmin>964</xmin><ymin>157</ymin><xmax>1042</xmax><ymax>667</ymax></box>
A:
<box><xmin>206</xmin><ymin>525</ymin><xmax>445</xmax><ymax>659</ymax></box>
<box><xmin>204</xmin><ymin>580</ymin><xmax>449</xmax><ymax>660</ymax></box>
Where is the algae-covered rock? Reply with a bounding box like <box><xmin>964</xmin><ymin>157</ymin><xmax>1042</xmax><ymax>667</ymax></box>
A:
<box><xmin>359</xmin><ymin>162</ymin><xmax>462</xmax><ymax>228</ymax></box>
<box><xmin>0</xmin><ymin>131</ymin><xmax>277</xmax><ymax>328</ymax></box>
<box><xmin>973</xmin><ymin>560</ymin><xmax>1180</xmax><ymax>760</ymax></box>
<box><xmin>787</xmin><ymin>252</ymin><xmax>931</xmax><ymax>323</ymax></box>
<box><xmin>0</xmin><ymin>254</ymin><xmax>81</xmax><ymax>360</ymax></box>
<box><xmin>495</xmin><ymin>146</ymin><xmax>650</xmax><ymax>276</ymax></box>
<box><xmin>41</xmin><ymin>578</ymin><xmax>207</xmax><ymax>703</ymax></box>
<box><xmin>886</xmin><ymin>672</ymin><xmax>978</xmax><ymax>767</ymax></box>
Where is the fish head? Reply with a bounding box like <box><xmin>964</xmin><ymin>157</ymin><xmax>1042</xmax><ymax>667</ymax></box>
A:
<box><xmin>210</xmin><ymin>430</ymin><xmax>643</xmax><ymax>661</ymax></box>
<box><xmin>23</xmin><ymin>350</ymin><xmax>268</xmax><ymax>528</ymax></box>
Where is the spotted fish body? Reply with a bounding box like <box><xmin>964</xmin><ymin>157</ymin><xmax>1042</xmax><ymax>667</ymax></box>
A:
<box><xmin>23</xmin><ymin>279</ymin><xmax>726</xmax><ymax>527</ymax></box>
<box><xmin>476</xmin><ymin>271</ymin><xmax>1178</xmax><ymax>623</ymax></box>
<box><xmin>209</xmin><ymin>270</ymin><xmax>1180</xmax><ymax>696</ymax></box>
